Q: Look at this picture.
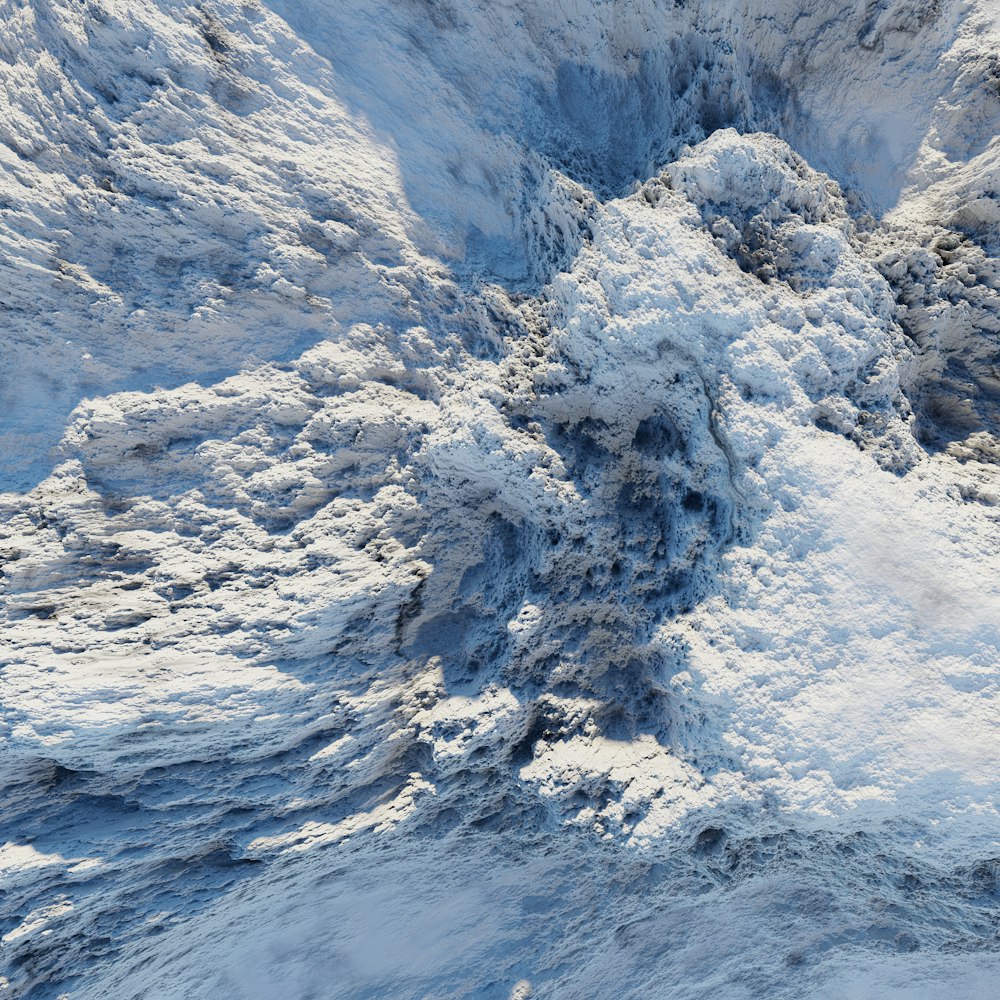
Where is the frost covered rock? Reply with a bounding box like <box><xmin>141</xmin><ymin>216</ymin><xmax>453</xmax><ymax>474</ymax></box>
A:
<box><xmin>2</xmin><ymin>1</ymin><xmax>1000</xmax><ymax>998</ymax></box>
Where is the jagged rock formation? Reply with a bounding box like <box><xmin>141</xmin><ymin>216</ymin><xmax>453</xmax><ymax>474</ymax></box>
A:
<box><xmin>2</xmin><ymin>2</ymin><xmax>1000</xmax><ymax>998</ymax></box>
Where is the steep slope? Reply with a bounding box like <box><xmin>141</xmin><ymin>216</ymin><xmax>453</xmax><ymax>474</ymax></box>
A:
<box><xmin>2</xmin><ymin>2</ymin><xmax>1000</xmax><ymax>998</ymax></box>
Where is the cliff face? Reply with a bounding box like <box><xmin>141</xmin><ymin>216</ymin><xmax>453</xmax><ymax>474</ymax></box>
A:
<box><xmin>3</xmin><ymin>3</ymin><xmax>1000</xmax><ymax>998</ymax></box>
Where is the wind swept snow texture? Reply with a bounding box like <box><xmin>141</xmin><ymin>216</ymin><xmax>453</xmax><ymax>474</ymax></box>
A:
<box><xmin>2</xmin><ymin>1</ymin><xmax>1000</xmax><ymax>998</ymax></box>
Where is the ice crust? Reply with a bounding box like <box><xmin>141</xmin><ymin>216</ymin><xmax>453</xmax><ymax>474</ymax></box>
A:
<box><xmin>2</xmin><ymin>1</ymin><xmax>1000</xmax><ymax>997</ymax></box>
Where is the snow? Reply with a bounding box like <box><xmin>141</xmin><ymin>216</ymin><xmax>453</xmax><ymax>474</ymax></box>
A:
<box><xmin>2</xmin><ymin>1</ymin><xmax>1000</xmax><ymax>997</ymax></box>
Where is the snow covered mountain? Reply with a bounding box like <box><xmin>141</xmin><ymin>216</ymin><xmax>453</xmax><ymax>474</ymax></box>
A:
<box><xmin>2</xmin><ymin>1</ymin><xmax>1000</xmax><ymax>997</ymax></box>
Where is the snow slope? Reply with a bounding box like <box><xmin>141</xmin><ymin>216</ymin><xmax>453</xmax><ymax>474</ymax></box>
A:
<box><xmin>2</xmin><ymin>1</ymin><xmax>1000</xmax><ymax>997</ymax></box>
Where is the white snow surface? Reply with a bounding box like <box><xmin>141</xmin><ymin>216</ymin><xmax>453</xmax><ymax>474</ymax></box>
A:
<box><xmin>2</xmin><ymin>1</ymin><xmax>1000</xmax><ymax>997</ymax></box>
